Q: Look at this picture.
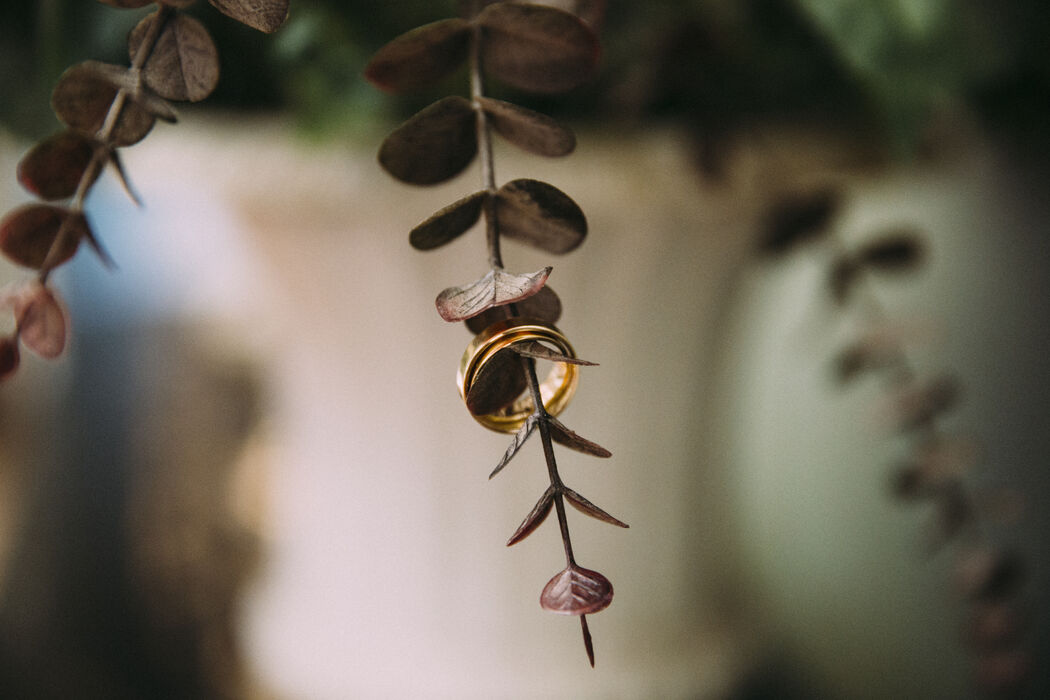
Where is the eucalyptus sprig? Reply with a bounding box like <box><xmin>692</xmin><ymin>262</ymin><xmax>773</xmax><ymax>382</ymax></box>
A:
<box><xmin>0</xmin><ymin>0</ymin><xmax>290</xmax><ymax>382</ymax></box>
<box><xmin>763</xmin><ymin>191</ymin><xmax>1032</xmax><ymax>695</ymax></box>
<box><xmin>366</xmin><ymin>0</ymin><xmax>626</xmax><ymax>666</ymax></box>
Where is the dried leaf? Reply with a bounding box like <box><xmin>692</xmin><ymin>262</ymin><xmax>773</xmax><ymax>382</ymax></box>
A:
<box><xmin>548</xmin><ymin>416</ymin><xmax>611</xmax><ymax>457</ymax></box>
<box><xmin>507</xmin><ymin>484</ymin><xmax>555</xmax><ymax>545</ymax></box>
<box><xmin>0</xmin><ymin>337</ymin><xmax>18</xmax><ymax>381</ymax></box>
<box><xmin>16</xmin><ymin>131</ymin><xmax>99</xmax><ymax>201</ymax></box>
<box><xmin>890</xmin><ymin>437</ymin><xmax>979</xmax><ymax>500</ymax></box>
<box><xmin>409</xmin><ymin>190</ymin><xmax>487</xmax><ymax>250</ymax></box>
<box><xmin>208</xmin><ymin>0</ymin><xmax>290</xmax><ymax>33</ymax></box>
<box><xmin>563</xmin><ymin>486</ymin><xmax>628</xmax><ymax>528</ymax></box>
<box><xmin>491</xmin><ymin>415</ymin><xmax>539</xmax><ymax>479</ymax></box>
<box><xmin>890</xmin><ymin>375</ymin><xmax>961</xmax><ymax>432</ymax></box>
<box><xmin>954</xmin><ymin>547</ymin><xmax>1025</xmax><ymax>602</ymax></box>
<box><xmin>478</xmin><ymin>2</ymin><xmax>600</xmax><ymax>94</ymax></box>
<box><xmin>436</xmin><ymin>266</ymin><xmax>551</xmax><ymax>322</ymax></box>
<box><xmin>465</xmin><ymin>285</ymin><xmax>562</xmax><ymax>334</ymax></box>
<box><xmin>108</xmin><ymin>150</ymin><xmax>143</xmax><ymax>206</ymax></box>
<box><xmin>496</xmin><ymin>179</ymin><xmax>587</xmax><ymax>254</ymax></box>
<box><xmin>379</xmin><ymin>96</ymin><xmax>477</xmax><ymax>185</ymax></box>
<box><xmin>465</xmin><ymin>345</ymin><xmax>528</xmax><ymax>415</ymax></box>
<box><xmin>365</xmin><ymin>18</ymin><xmax>472</xmax><ymax>93</ymax></box>
<box><xmin>856</xmin><ymin>227</ymin><xmax>927</xmax><ymax>273</ymax></box>
<box><xmin>540</xmin><ymin>564</ymin><xmax>613</xmax><ymax>615</ymax></box>
<box><xmin>761</xmin><ymin>188</ymin><xmax>840</xmax><ymax>256</ymax></box>
<box><xmin>512</xmin><ymin>340</ymin><xmax>596</xmax><ymax>366</ymax></box>
<box><xmin>478</xmin><ymin>97</ymin><xmax>575</xmax><ymax>157</ymax></box>
<box><xmin>131</xmin><ymin>12</ymin><xmax>220</xmax><ymax>102</ymax></box>
<box><xmin>51</xmin><ymin>62</ymin><xmax>158</xmax><ymax>147</ymax></box>
<box><xmin>13</xmin><ymin>283</ymin><xmax>67</xmax><ymax>359</ymax></box>
<box><xmin>0</xmin><ymin>204</ymin><xmax>83</xmax><ymax>270</ymax></box>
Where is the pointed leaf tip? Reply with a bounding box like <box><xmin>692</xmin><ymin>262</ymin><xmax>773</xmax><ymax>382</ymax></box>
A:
<box><xmin>491</xmin><ymin>415</ymin><xmax>538</xmax><ymax>479</ymax></box>
<box><xmin>549</xmin><ymin>416</ymin><xmax>611</xmax><ymax>457</ymax></box>
<box><xmin>507</xmin><ymin>484</ymin><xmax>555</xmax><ymax>546</ymax></box>
<box><xmin>540</xmin><ymin>564</ymin><xmax>612</xmax><ymax>615</ymax></box>
<box><xmin>563</xmin><ymin>486</ymin><xmax>628</xmax><ymax>528</ymax></box>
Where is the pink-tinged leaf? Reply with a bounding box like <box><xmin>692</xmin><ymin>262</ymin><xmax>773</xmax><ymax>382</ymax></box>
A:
<box><xmin>507</xmin><ymin>484</ymin><xmax>554</xmax><ymax>545</ymax></box>
<box><xmin>563</xmin><ymin>485</ymin><xmax>628</xmax><ymax>528</ymax></box>
<box><xmin>580</xmin><ymin>614</ymin><xmax>595</xmax><ymax>667</ymax></box>
<box><xmin>16</xmin><ymin>131</ymin><xmax>99</xmax><ymax>201</ymax></box>
<box><xmin>365</xmin><ymin>18</ymin><xmax>472</xmax><ymax>93</ymax></box>
<box><xmin>548</xmin><ymin>416</ymin><xmax>611</xmax><ymax>458</ymax></box>
<box><xmin>496</xmin><ymin>179</ymin><xmax>587</xmax><ymax>254</ymax></box>
<box><xmin>409</xmin><ymin>190</ymin><xmax>487</xmax><ymax>250</ymax></box>
<box><xmin>14</xmin><ymin>283</ymin><xmax>67</xmax><ymax>359</ymax></box>
<box><xmin>130</xmin><ymin>11</ymin><xmax>220</xmax><ymax>102</ymax></box>
<box><xmin>540</xmin><ymin>564</ymin><xmax>612</xmax><ymax>615</ymax></box>
<box><xmin>887</xmin><ymin>375</ymin><xmax>961</xmax><ymax>432</ymax></box>
<box><xmin>491</xmin><ymin>415</ymin><xmax>538</xmax><ymax>479</ymax></box>
<box><xmin>208</xmin><ymin>0</ymin><xmax>290</xmax><ymax>33</ymax></box>
<box><xmin>465</xmin><ymin>285</ymin><xmax>561</xmax><ymax>334</ymax></box>
<box><xmin>477</xmin><ymin>97</ymin><xmax>575</xmax><ymax>157</ymax></box>
<box><xmin>512</xmin><ymin>340</ymin><xmax>595</xmax><ymax>365</ymax></box>
<box><xmin>379</xmin><ymin>96</ymin><xmax>478</xmax><ymax>185</ymax></box>
<box><xmin>51</xmin><ymin>62</ymin><xmax>158</xmax><ymax>146</ymax></box>
<box><xmin>0</xmin><ymin>336</ymin><xmax>19</xmax><ymax>381</ymax></box>
<box><xmin>953</xmin><ymin>547</ymin><xmax>1025</xmax><ymax>602</ymax></box>
<box><xmin>0</xmin><ymin>204</ymin><xmax>83</xmax><ymax>270</ymax></box>
<box><xmin>478</xmin><ymin>2</ymin><xmax>600</xmax><ymax>94</ymax></box>
<box><xmin>436</xmin><ymin>266</ymin><xmax>551</xmax><ymax>322</ymax></box>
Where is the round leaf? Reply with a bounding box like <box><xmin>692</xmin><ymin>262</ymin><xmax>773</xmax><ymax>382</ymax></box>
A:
<box><xmin>478</xmin><ymin>2</ymin><xmax>600</xmax><ymax>94</ymax></box>
<box><xmin>0</xmin><ymin>204</ymin><xmax>83</xmax><ymax>270</ymax></box>
<box><xmin>379</xmin><ymin>96</ymin><xmax>477</xmax><ymax>185</ymax></box>
<box><xmin>365</xmin><ymin>18</ymin><xmax>472</xmax><ymax>93</ymax></box>
<box><xmin>540</xmin><ymin>564</ymin><xmax>613</xmax><ymax>615</ymax></box>
<box><xmin>17</xmin><ymin>131</ymin><xmax>99</xmax><ymax>201</ymax></box>
<box><xmin>465</xmin><ymin>284</ymin><xmax>561</xmax><ymax>334</ymax></box>
<box><xmin>409</xmin><ymin>190</ymin><xmax>487</xmax><ymax>250</ymax></box>
<box><xmin>51</xmin><ymin>62</ymin><xmax>156</xmax><ymax>146</ymax></box>
<box><xmin>130</xmin><ymin>12</ymin><xmax>220</xmax><ymax>102</ymax></box>
<box><xmin>13</xmin><ymin>283</ymin><xmax>67</xmax><ymax>360</ymax></box>
<box><xmin>478</xmin><ymin>97</ymin><xmax>575</xmax><ymax>157</ymax></box>
<box><xmin>496</xmin><ymin>179</ymin><xmax>587</xmax><ymax>253</ymax></box>
<box><xmin>208</xmin><ymin>0</ymin><xmax>289</xmax><ymax>33</ymax></box>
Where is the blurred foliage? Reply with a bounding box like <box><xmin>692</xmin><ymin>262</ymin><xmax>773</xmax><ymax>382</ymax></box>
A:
<box><xmin>0</xmin><ymin>0</ymin><xmax>1048</xmax><ymax>151</ymax></box>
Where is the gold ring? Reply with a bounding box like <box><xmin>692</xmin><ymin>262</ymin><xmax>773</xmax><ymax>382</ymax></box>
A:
<box><xmin>457</xmin><ymin>317</ymin><xmax>579</xmax><ymax>433</ymax></box>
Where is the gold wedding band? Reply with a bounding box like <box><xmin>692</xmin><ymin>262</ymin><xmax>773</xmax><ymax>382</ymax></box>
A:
<box><xmin>457</xmin><ymin>317</ymin><xmax>579</xmax><ymax>433</ymax></box>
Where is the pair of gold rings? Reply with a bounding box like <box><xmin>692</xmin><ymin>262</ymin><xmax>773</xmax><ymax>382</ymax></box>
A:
<box><xmin>457</xmin><ymin>317</ymin><xmax>578</xmax><ymax>432</ymax></box>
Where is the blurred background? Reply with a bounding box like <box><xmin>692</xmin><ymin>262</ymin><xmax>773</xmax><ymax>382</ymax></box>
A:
<box><xmin>1</xmin><ymin>1</ymin><xmax>1048</xmax><ymax>698</ymax></box>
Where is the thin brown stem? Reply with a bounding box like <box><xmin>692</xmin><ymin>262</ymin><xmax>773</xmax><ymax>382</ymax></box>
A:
<box><xmin>38</xmin><ymin>4</ymin><xmax>174</xmax><ymax>284</ymax></box>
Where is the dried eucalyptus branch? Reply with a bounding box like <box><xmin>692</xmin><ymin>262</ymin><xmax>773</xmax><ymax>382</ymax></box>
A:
<box><xmin>763</xmin><ymin>192</ymin><xmax>1032</xmax><ymax>695</ymax></box>
<box><xmin>0</xmin><ymin>0</ymin><xmax>290</xmax><ymax>382</ymax></box>
<box><xmin>366</xmin><ymin>0</ymin><xmax>625</xmax><ymax>666</ymax></box>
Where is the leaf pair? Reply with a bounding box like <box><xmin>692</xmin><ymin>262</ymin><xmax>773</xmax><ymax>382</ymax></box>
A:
<box><xmin>18</xmin><ymin>131</ymin><xmax>140</xmax><ymax>206</ymax></box>
<box><xmin>365</xmin><ymin>2</ymin><xmax>599</xmax><ymax>95</ymax></box>
<box><xmin>410</xmin><ymin>178</ymin><xmax>586</xmax><ymax>254</ymax></box>
<box><xmin>379</xmin><ymin>96</ymin><xmax>577</xmax><ymax>185</ymax></box>
<box><xmin>490</xmin><ymin>413</ymin><xmax>608</xmax><ymax>479</ymax></box>
<box><xmin>1</xmin><ymin>282</ymin><xmax>68</xmax><ymax>363</ymax></box>
<box><xmin>507</xmin><ymin>482</ymin><xmax>626</xmax><ymax>546</ymax></box>
<box><xmin>0</xmin><ymin>204</ymin><xmax>111</xmax><ymax>271</ymax></box>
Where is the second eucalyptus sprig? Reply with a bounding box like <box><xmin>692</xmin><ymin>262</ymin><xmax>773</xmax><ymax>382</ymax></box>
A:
<box><xmin>366</xmin><ymin>0</ymin><xmax>626</xmax><ymax>666</ymax></box>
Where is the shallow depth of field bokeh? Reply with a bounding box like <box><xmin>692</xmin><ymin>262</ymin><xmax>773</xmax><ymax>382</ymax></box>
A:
<box><xmin>1</xmin><ymin>2</ymin><xmax>1049</xmax><ymax>698</ymax></box>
